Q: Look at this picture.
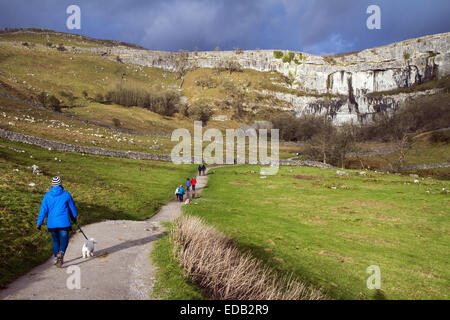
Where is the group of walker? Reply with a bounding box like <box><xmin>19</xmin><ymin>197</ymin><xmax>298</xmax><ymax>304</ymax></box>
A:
<box><xmin>175</xmin><ymin>164</ymin><xmax>206</xmax><ymax>202</ymax></box>
<box><xmin>198</xmin><ymin>164</ymin><xmax>206</xmax><ymax>176</ymax></box>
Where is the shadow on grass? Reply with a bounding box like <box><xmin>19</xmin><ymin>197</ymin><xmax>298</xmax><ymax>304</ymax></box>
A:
<box><xmin>373</xmin><ymin>289</ymin><xmax>388</xmax><ymax>300</ymax></box>
<box><xmin>75</xmin><ymin>201</ymin><xmax>137</xmax><ymax>225</ymax></box>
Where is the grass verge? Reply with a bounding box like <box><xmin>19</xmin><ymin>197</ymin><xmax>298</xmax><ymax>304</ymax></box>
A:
<box><xmin>150</xmin><ymin>222</ymin><xmax>206</xmax><ymax>300</ymax></box>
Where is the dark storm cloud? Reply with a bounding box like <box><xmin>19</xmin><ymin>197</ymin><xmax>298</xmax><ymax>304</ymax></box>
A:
<box><xmin>0</xmin><ymin>0</ymin><xmax>449</xmax><ymax>54</ymax></box>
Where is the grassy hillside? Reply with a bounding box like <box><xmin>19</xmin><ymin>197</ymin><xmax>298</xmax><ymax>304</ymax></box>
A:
<box><xmin>0</xmin><ymin>93</ymin><xmax>181</xmax><ymax>154</ymax></box>
<box><xmin>0</xmin><ymin>39</ymin><xmax>186</xmax><ymax>135</ymax></box>
<box><xmin>0</xmin><ymin>28</ymin><xmax>146</xmax><ymax>49</ymax></box>
<box><xmin>0</xmin><ymin>30</ymin><xmax>287</xmax><ymax>134</ymax></box>
<box><xmin>183</xmin><ymin>165</ymin><xmax>450</xmax><ymax>300</ymax></box>
<box><xmin>0</xmin><ymin>137</ymin><xmax>196</xmax><ymax>287</ymax></box>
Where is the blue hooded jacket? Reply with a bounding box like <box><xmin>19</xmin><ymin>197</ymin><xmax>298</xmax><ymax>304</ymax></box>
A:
<box><xmin>37</xmin><ymin>186</ymin><xmax>77</xmax><ymax>228</ymax></box>
<box><xmin>178</xmin><ymin>186</ymin><xmax>185</xmax><ymax>195</ymax></box>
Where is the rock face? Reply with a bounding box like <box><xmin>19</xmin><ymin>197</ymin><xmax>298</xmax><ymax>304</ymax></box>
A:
<box><xmin>101</xmin><ymin>32</ymin><xmax>450</xmax><ymax>123</ymax></box>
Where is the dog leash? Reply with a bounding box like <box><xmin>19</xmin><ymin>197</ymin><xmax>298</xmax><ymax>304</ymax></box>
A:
<box><xmin>75</xmin><ymin>221</ymin><xmax>89</xmax><ymax>240</ymax></box>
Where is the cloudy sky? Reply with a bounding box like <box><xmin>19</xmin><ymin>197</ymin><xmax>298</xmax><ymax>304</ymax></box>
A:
<box><xmin>0</xmin><ymin>0</ymin><xmax>449</xmax><ymax>54</ymax></box>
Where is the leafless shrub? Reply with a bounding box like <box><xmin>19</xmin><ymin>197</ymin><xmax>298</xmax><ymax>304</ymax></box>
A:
<box><xmin>112</xmin><ymin>118</ymin><xmax>121</xmax><ymax>128</ymax></box>
<box><xmin>57</xmin><ymin>44</ymin><xmax>66</xmax><ymax>52</ymax></box>
<box><xmin>330</xmin><ymin>123</ymin><xmax>359</xmax><ymax>169</ymax></box>
<box><xmin>429</xmin><ymin>130</ymin><xmax>450</xmax><ymax>143</ymax></box>
<box><xmin>171</xmin><ymin>215</ymin><xmax>325</xmax><ymax>300</ymax></box>
<box><xmin>106</xmin><ymin>84</ymin><xmax>180</xmax><ymax>116</ymax></box>
<box><xmin>304</xmin><ymin>116</ymin><xmax>335</xmax><ymax>165</ymax></box>
<box><xmin>271</xmin><ymin>113</ymin><xmax>329</xmax><ymax>142</ymax></box>
<box><xmin>59</xmin><ymin>90</ymin><xmax>78</xmax><ymax>107</ymax></box>
<box><xmin>379</xmin><ymin>133</ymin><xmax>414</xmax><ymax>172</ymax></box>
<box><xmin>187</xmin><ymin>102</ymin><xmax>214</xmax><ymax>123</ymax></box>
<box><xmin>194</xmin><ymin>74</ymin><xmax>218</xmax><ymax>89</ymax></box>
<box><xmin>218</xmin><ymin>59</ymin><xmax>242</xmax><ymax>75</ymax></box>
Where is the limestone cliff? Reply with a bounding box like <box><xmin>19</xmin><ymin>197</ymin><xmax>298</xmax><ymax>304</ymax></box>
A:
<box><xmin>94</xmin><ymin>32</ymin><xmax>450</xmax><ymax>123</ymax></box>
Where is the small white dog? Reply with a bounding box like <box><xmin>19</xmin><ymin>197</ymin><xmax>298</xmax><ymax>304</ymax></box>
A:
<box><xmin>82</xmin><ymin>238</ymin><xmax>97</xmax><ymax>258</ymax></box>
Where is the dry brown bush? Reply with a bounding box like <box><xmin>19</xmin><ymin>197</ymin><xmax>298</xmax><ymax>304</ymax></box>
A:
<box><xmin>187</xmin><ymin>102</ymin><xmax>214</xmax><ymax>123</ymax></box>
<box><xmin>171</xmin><ymin>215</ymin><xmax>325</xmax><ymax>300</ymax></box>
<box><xmin>105</xmin><ymin>84</ymin><xmax>180</xmax><ymax>116</ymax></box>
<box><xmin>218</xmin><ymin>59</ymin><xmax>243</xmax><ymax>75</ymax></box>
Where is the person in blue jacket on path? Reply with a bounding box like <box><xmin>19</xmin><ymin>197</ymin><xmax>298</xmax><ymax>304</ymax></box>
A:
<box><xmin>177</xmin><ymin>185</ymin><xmax>185</xmax><ymax>202</ymax></box>
<box><xmin>36</xmin><ymin>176</ymin><xmax>78</xmax><ymax>268</ymax></box>
<box><xmin>185</xmin><ymin>178</ymin><xmax>191</xmax><ymax>192</ymax></box>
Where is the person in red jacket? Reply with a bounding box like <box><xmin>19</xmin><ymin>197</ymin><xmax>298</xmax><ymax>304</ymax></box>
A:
<box><xmin>191</xmin><ymin>177</ymin><xmax>197</xmax><ymax>191</ymax></box>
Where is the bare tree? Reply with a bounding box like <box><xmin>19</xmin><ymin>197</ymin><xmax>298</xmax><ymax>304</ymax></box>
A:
<box><xmin>395</xmin><ymin>133</ymin><xmax>413</xmax><ymax>171</ymax></box>
<box><xmin>307</xmin><ymin>116</ymin><xmax>335</xmax><ymax>164</ymax></box>
<box><xmin>332</xmin><ymin>123</ymin><xmax>358</xmax><ymax>169</ymax></box>
<box><xmin>378</xmin><ymin>132</ymin><xmax>413</xmax><ymax>172</ymax></box>
<box><xmin>352</xmin><ymin>146</ymin><xmax>368</xmax><ymax>169</ymax></box>
<box><xmin>220</xmin><ymin>58</ymin><xmax>242</xmax><ymax>75</ymax></box>
<box><xmin>171</xmin><ymin>50</ymin><xmax>189</xmax><ymax>79</ymax></box>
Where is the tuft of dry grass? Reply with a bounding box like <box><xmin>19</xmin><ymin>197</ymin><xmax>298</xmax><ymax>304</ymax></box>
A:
<box><xmin>171</xmin><ymin>215</ymin><xmax>325</xmax><ymax>300</ymax></box>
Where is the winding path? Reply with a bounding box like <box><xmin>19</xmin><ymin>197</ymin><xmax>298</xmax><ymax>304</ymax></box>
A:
<box><xmin>0</xmin><ymin>171</ymin><xmax>209</xmax><ymax>300</ymax></box>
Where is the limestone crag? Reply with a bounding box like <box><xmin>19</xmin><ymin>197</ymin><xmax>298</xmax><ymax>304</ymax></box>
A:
<box><xmin>106</xmin><ymin>32</ymin><xmax>450</xmax><ymax>123</ymax></box>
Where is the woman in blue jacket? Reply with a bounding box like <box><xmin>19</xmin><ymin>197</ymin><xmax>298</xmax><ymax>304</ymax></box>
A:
<box><xmin>36</xmin><ymin>176</ymin><xmax>77</xmax><ymax>267</ymax></box>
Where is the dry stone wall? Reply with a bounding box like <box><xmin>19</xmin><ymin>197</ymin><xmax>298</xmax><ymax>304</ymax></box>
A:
<box><xmin>0</xmin><ymin>128</ymin><xmax>334</xmax><ymax>168</ymax></box>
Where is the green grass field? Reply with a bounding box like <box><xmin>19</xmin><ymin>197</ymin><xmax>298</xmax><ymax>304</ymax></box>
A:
<box><xmin>0</xmin><ymin>138</ymin><xmax>196</xmax><ymax>287</ymax></box>
<box><xmin>182</xmin><ymin>165</ymin><xmax>450</xmax><ymax>300</ymax></box>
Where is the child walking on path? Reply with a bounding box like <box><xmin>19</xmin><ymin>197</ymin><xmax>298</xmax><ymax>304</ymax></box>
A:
<box><xmin>191</xmin><ymin>177</ymin><xmax>197</xmax><ymax>191</ymax></box>
<box><xmin>36</xmin><ymin>176</ymin><xmax>78</xmax><ymax>268</ymax></box>
<box><xmin>176</xmin><ymin>185</ymin><xmax>185</xmax><ymax>202</ymax></box>
<box><xmin>175</xmin><ymin>185</ymin><xmax>180</xmax><ymax>200</ymax></box>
